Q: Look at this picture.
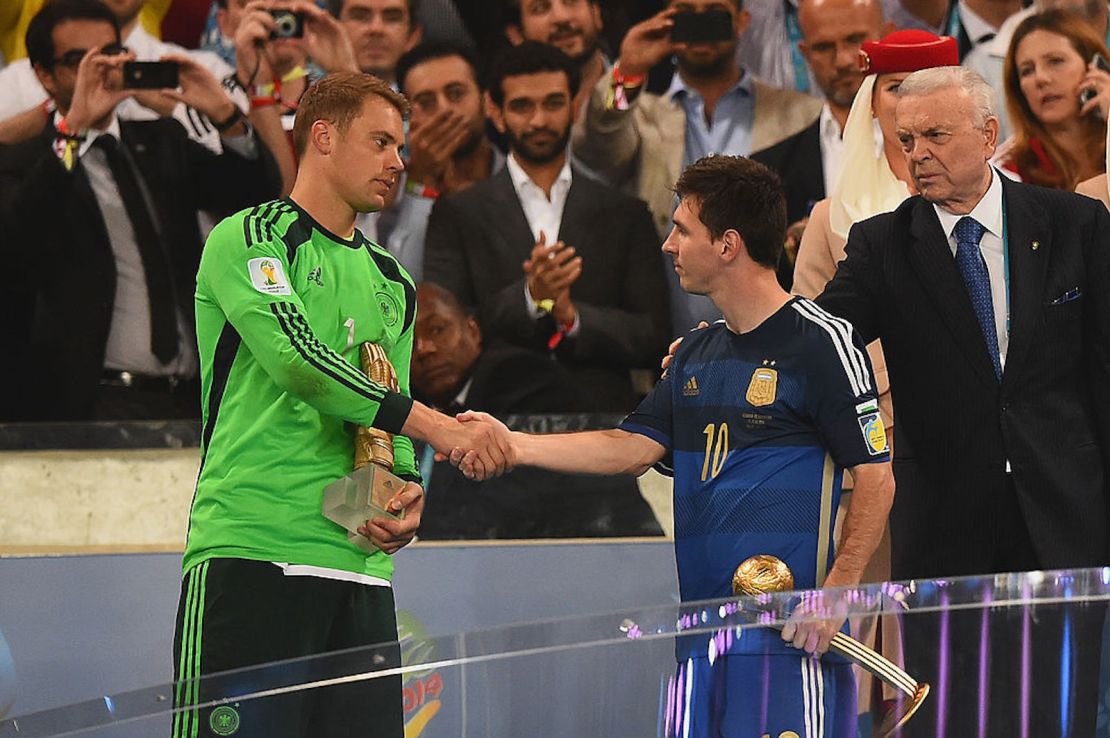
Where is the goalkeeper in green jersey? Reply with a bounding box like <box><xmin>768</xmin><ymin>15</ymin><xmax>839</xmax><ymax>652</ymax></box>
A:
<box><xmin>171</xmin><ymin>72</ymin><xmax>512</xmax><ymax>738</ymax></box>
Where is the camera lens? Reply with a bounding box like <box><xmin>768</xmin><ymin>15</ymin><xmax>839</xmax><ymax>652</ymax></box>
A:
<box><xmin>274</xmin><ymin>13</ymin><xmax>295</xmax><ymax>37</ymax></box>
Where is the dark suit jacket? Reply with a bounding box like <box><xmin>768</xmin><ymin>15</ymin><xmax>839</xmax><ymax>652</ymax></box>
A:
<box><xmin>751</xmin><ymin>117</ymin><xmax>825</xmax><ymax>225</ymax></box>
<box><xmin>423</xmin><ymin>166</ymin><xmax>670</xmax><ymax>412</ymax></box>
<box><xmin>0</xmin><ymin>118</ymin><xmax>281</xmax><ymax>420</ymax></box>
<box><xmin>817</xmin><ymin>177</ymin><xmax>1110</xmax><ymax>579</ymax></box>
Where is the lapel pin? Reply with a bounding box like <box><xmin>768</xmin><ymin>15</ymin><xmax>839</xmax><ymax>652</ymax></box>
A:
<box><xmin>1031</xmin><ymin>240</ymin><xmax>1040</xmax><ymax>251</ymax></box>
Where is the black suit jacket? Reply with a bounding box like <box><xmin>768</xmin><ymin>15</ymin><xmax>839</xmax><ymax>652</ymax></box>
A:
<box><xmin>0</xmin><ymin>119</ymin><xmax>281</xmax><ymax>420</ymax></box>
<box><xmin>751</xmin><ymin>117</ymin><xmax>825</xmax><ymax>225</ymax></box>
<box><xmin>423</xmin><ymin>166</ymin><xmax>670</xmax><ymax>412</ymax></box>
<box><xmin>817</xmin><ymin>177</ymin><xmax>1110</xmax><ymax>579</ymax></box>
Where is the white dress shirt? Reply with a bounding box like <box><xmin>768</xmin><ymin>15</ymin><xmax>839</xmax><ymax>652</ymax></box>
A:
<box><xmin>505</xmin><ymin>153</ymin><xmax>581</xmax><ymax>335</ymax></box>
<box><xmin>818</xmin><ymin>104</ymin><xmax>845</xmax><ymax>195</ymax></box>
<box><xmin>932</xmin><ymin>166</ymin><xmax>1009</xmax><ymax>370</ymax></box>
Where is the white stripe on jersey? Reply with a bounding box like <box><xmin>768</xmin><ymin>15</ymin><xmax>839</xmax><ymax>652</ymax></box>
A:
<box><xmin>792</xmin><ymin>300</ymin><xmax>871</xmax><ymax>398</ymax></box>
<box><xmin>815</xmin><ymin>658</ymin><xmax>826</xmax><ymax>738</ymax></box>
<box><xmin>799</xmin><ymin>300</ymin><xmax>872</xmax><ymax>395</ymax></box>
<box><xmin>683</xmin><ymin>658</ymin><xmax>694</xmax><ymax>738</ymax></box>
<box><xmin>802</xmin><ymin>656</ymin><xmax>814</xmax><ymax>738</ymax></box>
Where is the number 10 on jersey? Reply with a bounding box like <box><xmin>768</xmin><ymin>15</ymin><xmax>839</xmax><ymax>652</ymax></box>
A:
<box><xmin>701</xmin><ymin>423</ymin><xmax>729</xmax><ymax>481</ymax></box>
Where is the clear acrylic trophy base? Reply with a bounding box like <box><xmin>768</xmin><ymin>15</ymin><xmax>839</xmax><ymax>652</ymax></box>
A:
<box><xmin>322</xmin><ymin>465</ymin><xmax>405</xmax><ymax>554</ymax></box>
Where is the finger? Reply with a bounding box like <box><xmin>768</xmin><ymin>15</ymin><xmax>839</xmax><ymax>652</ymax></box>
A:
<box><xmin>780</xmin><ymin>620</ymin><xmax>797</xmax><ymax>642</ymax></box>
<box><xmin>804</xmin><ymin>629</ymin><xmax>821</xmax><ymax>655</ymax></box>
<box><xmin>792</xmin><ymin>623</ymin><xmax>810</xmax><ymax>650</ymax></box>
<box><xmin>369</xmin><ymin>514</ymin><xmax>419</xmax><ymax>538</ymax></box>
<box><xmin>537</xmin><ymin>230</ymin><xmax>547</xmax><ymax>248</ymax></box>
<box><xmin>697</xmin><ymin>321</ymin><xmax>709</xmax><ymax>329</ymax></box>
<box><xmin>433</xmin><ymin>451</ymin><xmax>447</xmax><ymax>462</ymax></box>
<box><xmin>385</xmin><ymin>483</ymin><xmax>423</xmax><ymax>514</ymax></box>
<box><xmin>547</xmin><ymin>245</ymin><xmax>577</xmax><ymax>267</ymax></box>
<box><xmin>449</xmin><ymin>447</ymin><xmax>465</xmax><ymax>466</ymax></box>
<box><xmin>1080</xmin><ymin>98</ymin><xmax>1101</xmax><ymax>117</ymax></box>
<box><xmin>456</xmin><ymin>410</ymin><xmax>482</xmax><ymax>422</ymax></box>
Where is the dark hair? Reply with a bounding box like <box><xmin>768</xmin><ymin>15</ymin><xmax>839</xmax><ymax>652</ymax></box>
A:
<box><xmin>396</xmin><ymin>41</ymin><xmax>482</xmax><ymax>93</ymax></box>
<box><xmin>486</xmin><ymin>40</ymin><xmax>580</xmax><ymax>106</ymax></box>
<box><xmin>327</xmin><ymin>0</ymin><xmax>420</xmax><ymax>21</ymax></box>
<box><xmin>26</xmin><ymin>0</ymin><xmax>119</xmax><ymax>70</ymax></box>
<box><xmin>673</xmin><ymin>155</ymin><xmax>786</xmax><ymax>269</ymax></box>
<box><xmin>502</xmin><ymin>0</ymin><xmax>600</xmax><ymax>28</ymax></box>
<box><xmin>293</xmin><ymin>72</ymin><xmax>411</xmax><ymax>157</ymax></box>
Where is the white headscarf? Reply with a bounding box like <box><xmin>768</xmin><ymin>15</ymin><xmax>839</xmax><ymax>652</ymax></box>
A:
<box><xmin>827</xmin><ymin>74</ymin><xmax>912</xmax><ymax>240</ymax></box>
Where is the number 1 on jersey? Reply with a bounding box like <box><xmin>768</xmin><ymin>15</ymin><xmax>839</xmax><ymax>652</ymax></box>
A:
<box><xmin>344</xmin><ymin>318</ymin><xmax>355</xmax><ymax>349</ymax></box>
<box><xmin>701</xmin><ymin>423</ymin><xmax>729</xmax><ymax>481</ymax></box>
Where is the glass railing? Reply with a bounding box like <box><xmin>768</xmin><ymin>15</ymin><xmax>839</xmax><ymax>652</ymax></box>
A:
<box><xmin>2</xmin><ymin>568</ymin><xmax>1107</xmax><ymax>738</ymax></box>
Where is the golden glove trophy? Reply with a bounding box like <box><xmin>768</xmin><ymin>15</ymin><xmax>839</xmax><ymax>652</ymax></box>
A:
<box><xmin>732</xmin><ymin>555</ymin><xmax>930</xmax><ymax>737</ymax></box>
<box><xmin>322</xmin><ymin>343</ymin><xmax>407</xmax><ymax>553</ymax></box>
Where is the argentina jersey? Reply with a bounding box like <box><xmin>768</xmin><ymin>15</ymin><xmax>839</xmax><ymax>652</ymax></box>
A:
<box><xmin>620</xmin><ymin>297</ymin><xmax>889</xmax><ymax>658</ymax></box>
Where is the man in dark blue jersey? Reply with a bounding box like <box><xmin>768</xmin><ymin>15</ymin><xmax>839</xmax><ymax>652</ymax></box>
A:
<box><xmin>453</xmin><ymin>154</ymin><xmax>895</xmax><ymax>737</ymax></box>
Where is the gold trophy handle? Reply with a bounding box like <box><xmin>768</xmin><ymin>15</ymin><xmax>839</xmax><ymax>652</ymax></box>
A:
<box><xmin>354</xmin><ymin>343</ymin><xmax>400</xmax><ymax>472</ymax></box>
<box><xmin>732</xmin><ymin>555</ymin><xmax>929</xmax><ymax>737</ymax></box>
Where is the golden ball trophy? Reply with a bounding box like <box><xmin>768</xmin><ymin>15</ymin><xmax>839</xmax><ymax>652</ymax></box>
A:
<box><xmin>322</xmin><ymin>343</ymin><xmax>407</xmax><ymax>553</ymax></box>
<box><xmin>732</xmin><ymin>555</ymin><xmax>930</xmax><ymax>737</ymax></box>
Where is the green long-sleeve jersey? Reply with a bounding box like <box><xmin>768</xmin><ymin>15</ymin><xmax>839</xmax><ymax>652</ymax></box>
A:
<box><xmin>183</xmin><ymin>197</ymin><xmax>419</xmax><ymax>580</ymax></box>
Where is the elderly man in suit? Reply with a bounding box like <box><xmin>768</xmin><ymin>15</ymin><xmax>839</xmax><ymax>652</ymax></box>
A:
<box><xmin>817</xmin><ymin>65</ymin><xmax>1110</xmax><ymax>737</ymax></box>
<box><xmin>423</xmin><ymin>42</ymin><xmax>670</xmax><ymax>413</ymax></box>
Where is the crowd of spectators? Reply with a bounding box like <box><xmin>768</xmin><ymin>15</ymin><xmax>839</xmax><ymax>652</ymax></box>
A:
<box><xmin>2</xmin><ymin>0</ymin><xmax>1107</xmax><ymax>425</ymax></box>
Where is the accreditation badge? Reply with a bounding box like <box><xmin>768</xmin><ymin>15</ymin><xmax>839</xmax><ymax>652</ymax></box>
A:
<box><xmin>745</xmin><ymin>367</ymin><xmax>778</xmax><ymax>407</ymax></box>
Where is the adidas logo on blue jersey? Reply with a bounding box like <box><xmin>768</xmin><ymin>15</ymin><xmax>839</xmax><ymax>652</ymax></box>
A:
<box><xmin>683</xmin><ymin>376</ymin><xmax>700</xmax><ymax>396</ymax></box>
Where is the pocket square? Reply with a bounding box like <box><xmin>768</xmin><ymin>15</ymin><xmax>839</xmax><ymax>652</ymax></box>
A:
<box><xmin>1049</xmin><ymin>287</ymin><xmax>1083</xmax><ymax>305</ymax></box>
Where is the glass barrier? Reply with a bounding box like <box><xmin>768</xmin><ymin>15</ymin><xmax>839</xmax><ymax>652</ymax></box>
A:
<box><xmin>2</xmin><ymin>567</ymin><xmax>1108</xmax><ymax>738</ymax></box>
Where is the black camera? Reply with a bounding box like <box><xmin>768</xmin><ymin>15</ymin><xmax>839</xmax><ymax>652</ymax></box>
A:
<box><xmin>670</xmin><ymin>10</ymin><xmax>734</xmax><ymax>44</ymax></box>
<box><xmin>269</xmin><ymin>9</ymin><xmax>304</xmax><ymax>39</ymax></box>
<box><xmin>122</xmin><ymin>61</ymin><xmax>179</xmax><ymax>89</ymax></box>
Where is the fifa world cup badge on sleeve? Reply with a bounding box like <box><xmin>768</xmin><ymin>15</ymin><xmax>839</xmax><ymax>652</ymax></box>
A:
<box><xmin>322</xmin><ymin>343</ymin><xmax>407</xmax><ymax>553</ymax></box>
<box><xmin>858</xmin><ymin>411</ymin><xmax>888</xmax><ymax>455</ymax></box>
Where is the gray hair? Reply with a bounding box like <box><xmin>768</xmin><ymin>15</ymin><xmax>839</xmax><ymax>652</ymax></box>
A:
<box><xmin>896</xmin><ymin>66</ymin><xmax>996</xmax><ymax>127</ymax></box>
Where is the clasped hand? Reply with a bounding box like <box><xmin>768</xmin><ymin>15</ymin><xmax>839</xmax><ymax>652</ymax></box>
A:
<box><xmin>434</xmin><ymin>411</ymin><xmax>516</xmax><ymax>481</ymax></box>
<box><xmin>780</xmin><ymin>589</ymin><xmax>848</xmax><ymax>657</ymax></box>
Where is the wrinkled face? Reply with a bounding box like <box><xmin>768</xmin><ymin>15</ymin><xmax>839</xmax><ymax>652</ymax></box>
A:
<box><xmin>872</xmin><ymin>72</ymin><xmax>910</xmax><ymax>147</ymax></box>
<box><xmin>670</xmin><ymin>0</ymin><xmax>748</xmax><ymax>78</ymax></box>
<box><xmin>491</xmin><ymin>71</ymin><xmax>573</xmax><ymax>165</ymax></box>
<box><xmin>339</xmin><ymin>0</ymin><xmax>420</xmax><ymax>79</ymax></box>
<box><xmin>1015</xmin><ymin>29</ymin><xmax>1088</xmax><ymax>127</ymax></box>
<box><xmin>662</xmin><ymin>196</ymin><xmax>721</xmax><ymax>295</ymax></box>
<box><xmin>798</xmin><ymin>0</ymin><xmax>883</xmax><ymax>108</ymax></box>
<box><xmin>328</xmin><ymin>95</ymin><xmax>406</xmax><ymax>213</ymax></box>
<box><xmin>411</xmin><ymin>288</ymin><xmax>481</xmax><ymax>404</ymax></box>
<box><xmin>34</xmin><ymin>20</ymin><xmax>120</xmax><ymax>112</ymax></box>
<box><xmin>518</xmin><ymin>0</ymin><xmax>603</xmax><ymax>64</ymax></box>
<box><xmin>404</xmin><ymin>55</ymin><xmax>486</xmax><ymax>155</ymax></box>
<box><xmin>895</xmin><ymin>88</ymin><xmax>998</xmax><ymax>208</ymax></box>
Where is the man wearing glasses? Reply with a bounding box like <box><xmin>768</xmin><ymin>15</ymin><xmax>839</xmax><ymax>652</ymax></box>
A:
<box><xmin>0</xmin><ymin>0</ymin><xmax>239</xmax><ymax>150</ymax></box>
<box><xmin>0</xmin><ymin>0</ymin><xmax>281</xmax><ymax>422</ymax></box>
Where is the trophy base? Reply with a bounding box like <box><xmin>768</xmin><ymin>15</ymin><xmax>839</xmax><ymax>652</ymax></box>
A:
<box><xmin>323</xmin><ymin>465</ymin><xmax>406</xmax><ymax>554</ymax></box>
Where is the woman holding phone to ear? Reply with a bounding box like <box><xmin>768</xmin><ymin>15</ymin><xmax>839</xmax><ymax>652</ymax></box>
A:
<box><xmin>994</xmin><ymin>9</ymin><xmax>1110</xmax><ymax>189</ymax></box>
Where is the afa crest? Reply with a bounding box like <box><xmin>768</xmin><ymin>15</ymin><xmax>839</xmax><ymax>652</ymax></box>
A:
<box><xmin>745</xmin><ymin>367</ymin><xmax>778</xmax><ymax>407</ymax></box>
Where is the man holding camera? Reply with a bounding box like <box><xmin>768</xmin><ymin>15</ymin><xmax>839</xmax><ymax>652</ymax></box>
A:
<box><xmin>0</xmin><ymin>0</ymin><xmax>281</xmax><ymax>421</ymax></box>
<box><xmin>226</xmin><ymin>0</ymin><xmax>360</xmax><ymax>193</ymax></box>
<box><xmin>572</xmin><ymin>0</ymin><xmax>821</xmax><ymax>334</ymax></box>
<box><xmin>0</xmin><ymin>0</ymin><xmax>239</xmax><ymax>150</ymax></box>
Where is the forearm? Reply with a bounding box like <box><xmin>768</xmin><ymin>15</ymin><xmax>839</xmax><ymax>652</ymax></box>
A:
<box><xmin>249</xmin><ymin>104</ymin><xmax>296</xmax><ymax>195</ymax></box>
<box><xmin>513</xmin><ymin>428</ymin><xmax>664</xmax><ymax>476</ymax></box>
<box><xmin>825</xmin><ymin>463</ymin><xmax>894</xmax><ymax>587</ymax></box>
<box><xmin>0</xmin><ymin>105</ymin><xmax>48</xmax><ymax>145</ymax></box>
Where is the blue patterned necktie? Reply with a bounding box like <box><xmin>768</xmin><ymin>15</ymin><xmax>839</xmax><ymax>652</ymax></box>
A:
<box><xmin>953</xmin><ymin>216</ymin><xmax>1002</xmax><ymax>379</ymax></box>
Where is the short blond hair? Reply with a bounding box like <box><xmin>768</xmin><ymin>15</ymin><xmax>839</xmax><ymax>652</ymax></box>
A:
<box><xmin>293</xmin><ymin>72</ymin><xmax>410</xmax><ymax>158</ymax></box>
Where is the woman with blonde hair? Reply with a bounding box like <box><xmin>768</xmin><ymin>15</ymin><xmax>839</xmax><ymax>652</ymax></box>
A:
<box><xmin>996</xmin><ymin>8</ymin><xmax>1110</xmax><ymax>189</ymax></box>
